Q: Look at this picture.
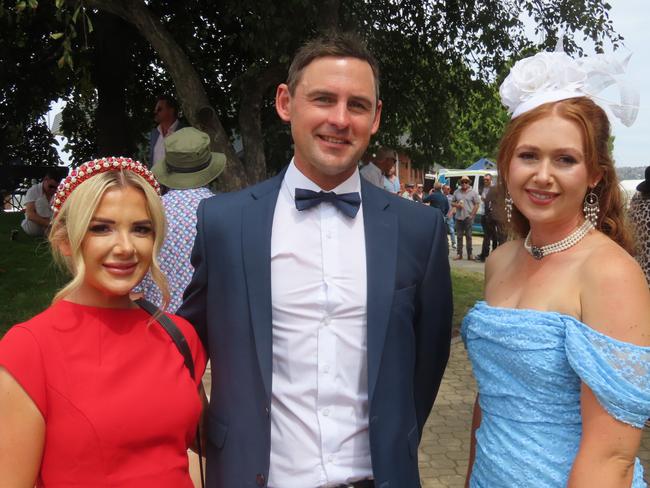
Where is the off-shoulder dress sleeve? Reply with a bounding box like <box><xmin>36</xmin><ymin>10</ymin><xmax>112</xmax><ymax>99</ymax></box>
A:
<box><xmin>565</xmin><ymin>320</ymin><xmax>650</xmax><ymax>428</ymax></box>
<box><xmin>0</xmin><ymin>325</ymin><xmax>47</xmax><ymax>418</ymax></box>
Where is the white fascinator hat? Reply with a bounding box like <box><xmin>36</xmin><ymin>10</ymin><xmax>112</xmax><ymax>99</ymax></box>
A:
<box><xmin>499</xmin><ymin>38</ymin><xmax>639</xmax><ymax>127</ymax></box>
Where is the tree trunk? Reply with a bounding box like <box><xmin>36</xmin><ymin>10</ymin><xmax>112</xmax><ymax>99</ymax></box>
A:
<box><xmin>83</xmin><ymin>0</ymin><xmax>250</xmax><ymax>191</ymax></box>
<box><xmin>238</xmin><ymin>64</ymin><xmax>286</xmax><ymax>183</ymax></box>
<box><xmin>92</xmin><ymin>12</ymin><xmax>136</xmax><ymax>157</ymax></box>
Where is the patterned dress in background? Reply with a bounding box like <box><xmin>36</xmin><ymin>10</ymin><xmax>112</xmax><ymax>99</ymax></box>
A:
<box><xmin>139</xmin><ymin>187</ymin><xmax>214</xmax><ymax>312</ymax></box>
<box><xmin>629</xmin><ymin>192</ymin><xmax>650</xmax><ymax>286</ymax></box>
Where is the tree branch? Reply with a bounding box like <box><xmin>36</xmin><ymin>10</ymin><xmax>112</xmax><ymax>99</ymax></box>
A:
<box><xmin>82</xmin><ymin>0</ymin><xmax>249</xmax><ymax>190</ymax></box>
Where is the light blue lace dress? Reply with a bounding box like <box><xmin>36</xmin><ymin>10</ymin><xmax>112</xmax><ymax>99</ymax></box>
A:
<box><xmin>461</xmin><ymin>301</ymin><xmax>650</xmax><ymax>487</ymax></box>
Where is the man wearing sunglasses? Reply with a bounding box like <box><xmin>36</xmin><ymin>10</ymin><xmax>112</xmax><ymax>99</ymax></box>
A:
<box><xmin>20</xmin><ymin>172</ymin><xmax>58</xmax><ymax>237</ymax></box>
<box><xmin>148</xmin><ymin>94</ymin><xmax>187</xmax><ymax>168</ymax></box>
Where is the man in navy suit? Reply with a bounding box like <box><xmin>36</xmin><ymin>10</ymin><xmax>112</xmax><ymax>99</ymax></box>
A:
<box><xmin>178</xmin><ymin>32</ymin><xmax>452</xmax><ymax>488</ymax></box>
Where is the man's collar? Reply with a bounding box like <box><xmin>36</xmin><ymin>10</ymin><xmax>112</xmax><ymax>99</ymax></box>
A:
<box><xmin>284</xmin><ymin>159</ymin><xmax>361</xmax><ymax>199</ymax></box>
<box><xmin>157</xmin><ymin>118</ymin><xmax>179</xmax><ymax>135</ymax></box>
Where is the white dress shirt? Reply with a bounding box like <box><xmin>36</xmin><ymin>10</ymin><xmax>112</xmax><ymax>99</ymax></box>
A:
<box><xmin>152</xmin><ymin>119</ymin><xmax>179</xmax><ymax>165</ymax></box>
<box><xmin>20</xmin><ymin>182</ymin><xmax>53</xmax><ymax>235</ymax></box>
<box><xmin>268</xmin><ymin>161</ymin><xmax>372</xmax><ymax>488</ymax></box>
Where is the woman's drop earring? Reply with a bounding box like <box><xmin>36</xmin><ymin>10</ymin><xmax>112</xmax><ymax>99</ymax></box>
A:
<box><xmin>583</xmin><ymin>189</ymin><xmax>600</xmax><ymax>226</ymax></box>
<box><xmin>505</xmin><ymin>191</ymin><xmax>513</xmax><ymax>223</ymax></box>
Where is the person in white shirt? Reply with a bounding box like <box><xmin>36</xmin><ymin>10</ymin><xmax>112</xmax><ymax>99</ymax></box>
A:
<box><xmin>148</xmin><ymin>94</ymin><xmax>185</xmax><ymax>168</ymax></box>
<box><xmin>20</xmin><ymin>173</ymin><xmax>58</xmax><ymax>236</ymax></box>
<box><xmin>178</xmin><ymin>32</ymin><xmax>452</xmax><ymax>488</ymax></box>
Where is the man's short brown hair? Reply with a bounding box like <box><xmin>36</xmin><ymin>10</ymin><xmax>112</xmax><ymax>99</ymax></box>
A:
<box><xmin>286</xmin><ymin>32</ymin><xmax>380</xmax><ymax>102</ymax></box>
<box><xmin>156</xmin><ymin>94</ymin><xmax>179</xmax><ymax>118</ymax></box>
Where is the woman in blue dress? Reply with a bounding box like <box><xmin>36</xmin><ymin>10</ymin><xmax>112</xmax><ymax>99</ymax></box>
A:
<box><xmin>463</xmin><ymin>48</ymin><xmax>650</xmax><ymax>487</ymax></box>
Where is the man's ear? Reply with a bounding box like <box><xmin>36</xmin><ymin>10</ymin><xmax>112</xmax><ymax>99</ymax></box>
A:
<box><xmin>370</xmin><ymin>99</ymin><xmax>382</xmax><ymax>135</ymax></box>
<box><xmin>275</xmin><ymin>84</ymin><xmax>292</xmax><ymax>123</ymax></box>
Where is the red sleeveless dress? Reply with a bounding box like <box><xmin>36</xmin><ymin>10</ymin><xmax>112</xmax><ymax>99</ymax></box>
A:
<box><xmin>0</xmin><ymin>300</ymin><xmax>206</xmax><ymax>487</ymax></box>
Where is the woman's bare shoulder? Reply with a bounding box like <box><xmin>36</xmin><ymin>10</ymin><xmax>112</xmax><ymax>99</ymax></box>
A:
<box><xmin>579</xmin><ymin>232</ymin><xmax>650</xmax><ymax>345</ymax></box>
<box><xmin>581</xmin><ymin>233</ymin><xmax>645</xmax><ymax>284</ymax></box>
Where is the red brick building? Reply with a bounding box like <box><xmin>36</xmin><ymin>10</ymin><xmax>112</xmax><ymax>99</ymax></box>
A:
<box><xmin>395</xmin><ymin>153</ymin><xmax>426</xmax><ymax>191</ymax></box>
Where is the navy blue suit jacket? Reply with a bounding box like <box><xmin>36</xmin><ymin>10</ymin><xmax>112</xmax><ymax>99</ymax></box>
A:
<box><xmin>423</xmin><ymin>191</ymin><xmax>450</xmax><ymax>217</ymax></box>
<box><xmin>178</xmin><ymin>170</ymin><xmax>453</xmax><ymax>488</ymax></box>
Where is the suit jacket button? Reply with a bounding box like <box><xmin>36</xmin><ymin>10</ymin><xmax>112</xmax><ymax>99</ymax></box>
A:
<box><xmin>256</xmin><ymin>473</ymin><xmax>266</xmax><ymax>486</ymax></box>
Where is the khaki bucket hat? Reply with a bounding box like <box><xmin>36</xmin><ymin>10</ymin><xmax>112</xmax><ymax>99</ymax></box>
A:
<box><xmin>152</xmin><ymin>127</ymin><xmax>225</xmax><ymax>189</ymax></box>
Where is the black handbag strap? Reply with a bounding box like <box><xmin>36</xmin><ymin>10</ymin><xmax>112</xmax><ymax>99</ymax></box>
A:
<box><xmin>134</xmin><ymin>297</ymin><xmax>204</xmax><ymax>487</ymax></box>
<box><xmin>135</xmin><ymin>297</ymin><xmax>195</xmax><ymax>379</ymax></box>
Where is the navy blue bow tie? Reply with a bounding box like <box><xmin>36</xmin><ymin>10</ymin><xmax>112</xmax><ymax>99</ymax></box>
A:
<box><xmin>294</xmin><ymin>188</ymin><xmax>361</xmax><ymax>218</ymax></box>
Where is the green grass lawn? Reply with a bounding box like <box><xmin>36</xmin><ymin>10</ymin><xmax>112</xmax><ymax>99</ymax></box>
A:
<box><xmin>451</xmin><ymin>268</ymin><xmax>484</xmax><ymax>336</ymax></box>
<box><xmin>0</xmin><ymin>211</ymin><xmax>484</xmax><ymax>337</ymax></box>
<box><xmin>0</xmin><ymin>212</ymin><xmax>67</xmax><ymax>335</ymax></box>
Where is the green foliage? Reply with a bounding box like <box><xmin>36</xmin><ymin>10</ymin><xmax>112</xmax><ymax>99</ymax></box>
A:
<box><xmin>1</xmin><ymin>0</ymin><xmax>621</xmax><ymax>178</ymax></box>
<box><xmin>49</xmin><ymin>0</ymin><xmax>94</xmax><ymax>69</ymax></box>
<box><xmin>1</xmin><ymin>0</ymin><xmax>69</xmax><ymax>164</ymax></box>
<box><xmin>2</xmin><ymin>119</ymin><xmax>62</xmax><ymax>165</ymax></box>
<box><xmin>59</xmin><ymin>88</ymin><xmax>97</xmax><ymax>164</ymax></box>
<box><xmin>442</xmin><ymin>82</ymin><xmax>510</xmax><ymax>168</ymax></box>
<box><xmin>608</xmin><ymin>135</ymin><xmax>615</xmax><ymax>158</ymax></box>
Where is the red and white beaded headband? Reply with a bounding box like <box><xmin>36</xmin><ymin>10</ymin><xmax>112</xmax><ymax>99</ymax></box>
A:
<box><xmin>52</xmin><ymin>157</ymin><xmax>161</xmax><ymax>215</ymax></box>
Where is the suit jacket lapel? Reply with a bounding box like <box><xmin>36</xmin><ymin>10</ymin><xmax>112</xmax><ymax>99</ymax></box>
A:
<box><xmin>242</xmin><ymin>172</ymin><xmax>397</xmax><ymax>403</ymax></box>
<box><xmin>242</xmin><ymin>170</ymin><xmax>285</xmax><ymax>400</ymax></box>
<box><xmin>362</xmin><ymin>180</ymin><xmax>398</xmax><ymax>403</ymax></box>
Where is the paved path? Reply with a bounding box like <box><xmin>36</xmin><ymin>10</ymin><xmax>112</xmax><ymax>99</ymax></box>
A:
<box><xmin>419</xmin><ymin>339</ymin><xmax>650</xmax><ymax>487</ymax></box>
<box><xmin>447</xmin><ymin>235</ymin><xmax>487</xmax><ymax>273</ymax></box>
<box><xmin>418</xmin><ymin>339</ymin><xmax>474</xmax><ymax>487</ymax></box>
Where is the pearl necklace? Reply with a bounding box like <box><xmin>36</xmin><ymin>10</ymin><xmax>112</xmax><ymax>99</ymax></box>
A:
<box><xmin>524</xmin><ymin>220</ymin><xmax>594</xmax><ymax>260</ymax></box>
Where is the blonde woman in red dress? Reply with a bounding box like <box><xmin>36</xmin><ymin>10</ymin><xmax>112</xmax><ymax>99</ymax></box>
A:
<box><xmin>0</xmin><ymin>159</ymin><xmax>206</xmax><ymax>487</ymax></box>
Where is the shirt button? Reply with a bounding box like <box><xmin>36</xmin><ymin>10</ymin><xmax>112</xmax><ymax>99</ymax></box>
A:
<box><xmin>323</xmin><ymin>364</ymin><xmax>330</xmax><ymax>374</ymax></box>
<box><xmin>322</xmin><ymin>408</ymin><xmax>330</xmax><ymax>417</ymax></box>
<box><xmin>328</xmin><ymin>454</ymin><xmax>335</xmax><ymax>463</ymax></box>
<box><xmin>322</xmin><ymin>316</ymin><xmax>331</xmax><ymax>326</ymax></box>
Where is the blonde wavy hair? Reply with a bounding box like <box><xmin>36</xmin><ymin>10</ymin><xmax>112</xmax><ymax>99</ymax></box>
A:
<box><xmin>48</xmin><ymin>169</ymin><xmax>170</xmax><ymax>309</ymax></box>
<box><xmin>496</xmin><ymin>97</ymin><xmax>633</xmax><ymax>254</ymax></box>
